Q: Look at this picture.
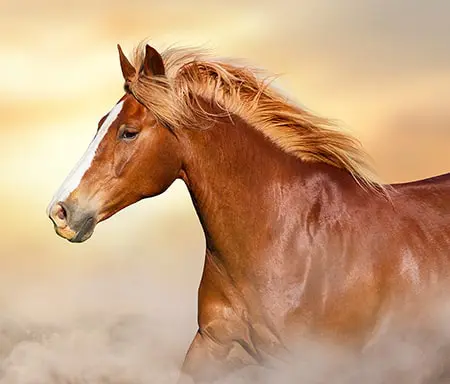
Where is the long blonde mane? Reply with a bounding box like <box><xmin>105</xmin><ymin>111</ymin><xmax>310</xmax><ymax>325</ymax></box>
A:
<box><xmin>126</xmin><ymin>43</ymin><xmax>383</xmax><ymax>191</ymax></box>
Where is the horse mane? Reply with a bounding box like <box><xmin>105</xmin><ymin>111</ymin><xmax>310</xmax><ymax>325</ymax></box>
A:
<box><xmin>126</xmin><ymin>42</ymin><xmax>383</xmax><ymax>192</ymax></box>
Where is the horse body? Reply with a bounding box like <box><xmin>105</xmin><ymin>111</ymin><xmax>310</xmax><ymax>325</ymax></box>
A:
<box><xmin>47</xmin><ymin>43</ymin><xmax>450</xmax><ymax>382</ymax></box>
<box><xmin>178</xmin><ymin>105</ymin><xmax>450</xmax><ymax>379</ymax></box>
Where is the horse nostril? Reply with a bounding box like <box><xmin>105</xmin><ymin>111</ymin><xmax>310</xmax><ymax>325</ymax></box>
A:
<box><xmin>50</xmin><ymin>202</ymin><xmax>68</xmax><ymax>228</ymax></box>
<box><xmin>56</xmin><ymin>204</ymin><xmax>66</xmax><ymax>221</ymax></box>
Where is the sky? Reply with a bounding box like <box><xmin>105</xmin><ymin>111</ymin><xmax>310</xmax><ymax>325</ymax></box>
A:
<box><xmin>0</xmin><ymin>1</ymin><xmax>449</xmax><ymax>381</ymax></box>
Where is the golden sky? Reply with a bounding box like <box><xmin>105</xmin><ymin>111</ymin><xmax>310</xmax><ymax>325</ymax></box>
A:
<box><xmin>1</xmin><ymin>0</ymin><xmax>449</xmax><ymax>274</ymax></box>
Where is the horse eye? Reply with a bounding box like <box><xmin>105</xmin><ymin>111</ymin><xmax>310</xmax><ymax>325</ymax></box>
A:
<box><xmin>120</xmin><ymin>129</ymin><xmax>139</xmax><ymax>141</ymax></box>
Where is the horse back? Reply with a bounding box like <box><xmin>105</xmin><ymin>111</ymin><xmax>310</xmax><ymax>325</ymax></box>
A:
<box><xmin>381</xmin><ymin>172</ymin><xmax>450</xmax><ymax>283</ymax></box>
<box><xmin>390</xmin><ymin>172</ymin><xmax>450</xmax><ymax>219</ymax></box>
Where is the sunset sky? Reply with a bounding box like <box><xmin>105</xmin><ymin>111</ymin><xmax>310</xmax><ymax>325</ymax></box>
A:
<box><xmin>0</xmin><ymin>0</ymin><xmax>449</xmax><ymax>329</ymax></box>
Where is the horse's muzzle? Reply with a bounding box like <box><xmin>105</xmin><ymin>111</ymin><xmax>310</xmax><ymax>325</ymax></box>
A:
<box><xmin>48</xmin><ymin>201</ymin><xmax>97</xmax><ymax>243</ymax></box>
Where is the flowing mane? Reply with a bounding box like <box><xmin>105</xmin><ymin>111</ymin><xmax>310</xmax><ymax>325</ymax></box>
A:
<box><xmin>125</xmin><ymin>43</ymin><xmax>382</xmax><ymax>191</ymax></box>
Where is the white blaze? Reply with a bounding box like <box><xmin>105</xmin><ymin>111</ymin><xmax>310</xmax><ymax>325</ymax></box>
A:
<box><xmin>47</xmin><ymin>101</ymin><xmax>124</xmax><ymax>215</ymax></box>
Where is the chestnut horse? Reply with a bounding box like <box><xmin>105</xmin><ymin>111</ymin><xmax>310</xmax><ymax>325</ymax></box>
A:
<box><xmin>48</xmin><ymin>43</ymin><xmax>450</xmax><ymax>382</ymax></box>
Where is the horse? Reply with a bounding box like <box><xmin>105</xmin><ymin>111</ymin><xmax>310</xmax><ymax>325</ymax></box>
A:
<box><xmin>47</xmin><ymin>42</ymin><xmax>450</xmax><ymax>383</ymax></box>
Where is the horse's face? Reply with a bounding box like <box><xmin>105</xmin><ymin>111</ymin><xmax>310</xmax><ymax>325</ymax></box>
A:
<box><xmin>47</xmin><ymin>45</ymin><xmax>182</xmax><ymax>242</ymax></box>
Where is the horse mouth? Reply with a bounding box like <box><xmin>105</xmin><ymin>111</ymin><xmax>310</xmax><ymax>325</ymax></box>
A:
<box><xmin>54</xmin><ymin>216</ymin><xmax>96</xmax><ymax>243</ymax></box>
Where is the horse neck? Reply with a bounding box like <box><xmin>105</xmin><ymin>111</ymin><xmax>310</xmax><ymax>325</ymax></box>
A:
<box><xmin>178</xmin><ymin>107</ymin><xmax>363</xmax><ymax>277</ymax></box>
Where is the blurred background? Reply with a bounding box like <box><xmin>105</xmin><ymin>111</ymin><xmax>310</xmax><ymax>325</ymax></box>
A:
<box><xmin>0</xmin><ymin>0</ymin><xmax>449</xmax><ymax>382</ymax></box>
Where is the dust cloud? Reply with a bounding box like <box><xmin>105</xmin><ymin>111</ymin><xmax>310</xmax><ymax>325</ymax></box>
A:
<box><xmin>1</xmin><ymin>261</ymin><xmax>450</xmax><ymax>384</ymax></box>
<box><xmin>0</xmin><ymin>262</ymin><xmax>195</xmax><ymax>384</ymax></box>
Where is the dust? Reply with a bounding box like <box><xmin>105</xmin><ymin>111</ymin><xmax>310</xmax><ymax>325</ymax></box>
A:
<box><xmin>1</xmin><ymin>262</ymin><xmax>450</xmax><ymax>384</ymax></box>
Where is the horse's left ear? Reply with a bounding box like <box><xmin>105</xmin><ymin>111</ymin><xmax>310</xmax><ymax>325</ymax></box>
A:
<box><xmin>143</xmin><ymin>44</ymin><xmax>165</xmax><ymax>77</ymax></box>
<box><xmin>117</xmin><ymin>44</ymin><xmax>136</xmax><ymax>82</ymax></box>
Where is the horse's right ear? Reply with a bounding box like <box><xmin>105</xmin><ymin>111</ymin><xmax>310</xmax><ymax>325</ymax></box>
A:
<box><xmin>117</xmin><ymin>44</ymin><xmax>136</xmax><ymax>82</ymax></box>
<box><xmin>142</xmin><ymin>44</ymin><xmax>165</xmax><ymax>77</ymax></box>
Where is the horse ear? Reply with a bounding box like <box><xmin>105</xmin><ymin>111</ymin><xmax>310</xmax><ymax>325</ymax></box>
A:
<box><xmin>117</xmin><ymin>44</ymin><xmax>136</xmax><ymax>82</ymax></box>
<box><xmin>142</xmin><ymin>44</ymin><xmax>165</xmax><ymax>77</ymax></box>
